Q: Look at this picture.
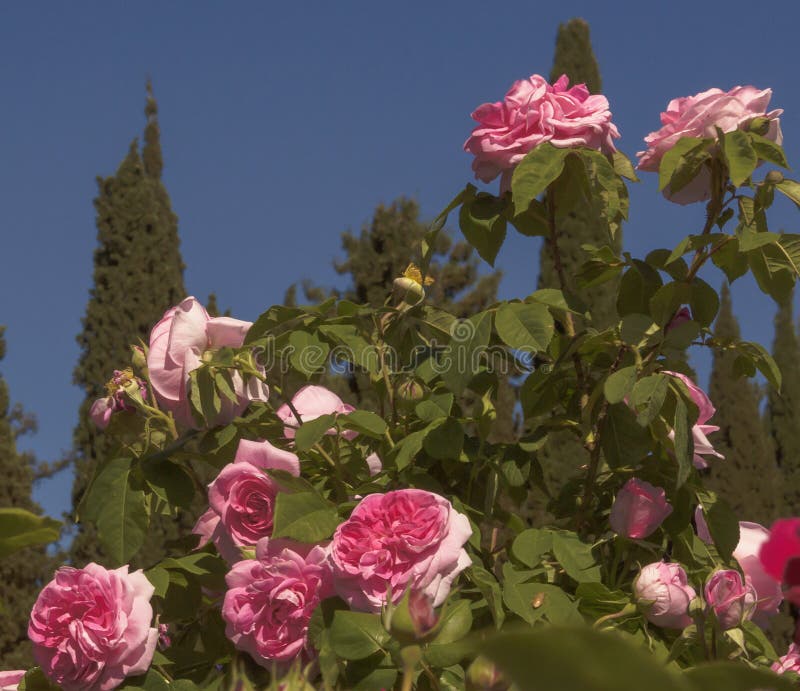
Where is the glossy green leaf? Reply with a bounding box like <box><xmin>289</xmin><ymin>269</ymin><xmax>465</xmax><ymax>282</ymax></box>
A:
<box><xmin>723</xmin><ymin>130</ymin><xmax>758</xmax><ymax>186</ymax></box>
<box><xmin>604</xmin><ymin>366</ymin><xmax>637</xmax><ymax>404</ymax></box>
<box><xmin>0</xmin><ymin>508</ymin><xmax>60</xmax><ymax>558</ymax></box>
<box><xmin>271</xmin><ymin>491</ymin><xmax>339</xmax><ymax>542</ymax></box>
<box><xmin>511</xmin><ymin>143</ymin><xmax>569</xmax><ymax>211</ymax></box>
<box><xmin>495</xmin><ymin>302</ymin><xmax>554</xmax><ymax>352</ymax></box>
<box><xmin>329</xmin><ymin>610</ymin><xmax>391</xmax><ymax>660</ymax></box>
<box><xmin>458</xmin><ymin>192</ymin><xmax>508</xmax><ymax>266</ymax></box>
<box><xmin>294</xmin><ymin>413</ymin><xmax>336</xmax><ymax>452</ymax></box>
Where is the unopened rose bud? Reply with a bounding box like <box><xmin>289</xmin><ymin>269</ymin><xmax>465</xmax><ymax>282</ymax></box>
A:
<box><xmin>748</xmin><ymin>116</ymin><xmax>771</xmax><ymax>135</ymax></box>
<box><xmin>387</xmin><ymin>590</ymin><xmax>440</xmax><ymax>644</ymax></box>
<box><xmin>396</xmin><ymin>379</ymin><xmax>425</xmax><ymax>412</ymax></box>
<box><xmin>393</xmin><ymin>276</ymin><xmax>426</xmax><ymax>304</ymax></box>
<box><xmin>766</xmin><ymin>170</ymin><xmax>785</xmax><ymax>184</ymax></box>
<box><xmin>131</xmin><ymin>345</ymin><xmax>148</xmax><ymax>374</ymax></box>
<box><xmin>466</xmin><ymin>655</ymin><xmax>509</xmax><ymax>691</ymax></box>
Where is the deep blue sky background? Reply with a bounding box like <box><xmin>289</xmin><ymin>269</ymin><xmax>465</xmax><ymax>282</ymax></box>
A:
<box><xmin>2</xmin><ymin>1</ymin><xmax>799</xmax><ymax>522</ymax></box>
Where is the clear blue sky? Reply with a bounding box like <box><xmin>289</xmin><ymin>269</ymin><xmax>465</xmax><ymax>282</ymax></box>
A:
<box><xmin>2</xmin><ymin>1</ymin><xmax>799</xmax><ymax>521</ymax></box>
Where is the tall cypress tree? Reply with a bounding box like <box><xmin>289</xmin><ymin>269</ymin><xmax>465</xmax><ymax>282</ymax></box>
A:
<box><xmin>69</xmin><ymin>84</ymin><xmax>188</xmax><ymax>568</ymax></box>
<box><xmin>0</xmin><ymin>327</ymin><xmax>57</xmax><ymax>669</ymax></box>
<box><xmin>766</xmin><ymin>290</ymin><xmax>800</xmax><ymax>514</ymax></box>
<box><xmin>705</xmin><ymin>284</ymin><xmax>780</xmax><ymax>524</ymax></box>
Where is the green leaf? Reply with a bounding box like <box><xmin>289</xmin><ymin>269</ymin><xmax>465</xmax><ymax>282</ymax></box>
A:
<box><xmin>431</xmin><ymin>599</ymin><xmax>473</xmax><ymax>645</ymax></box>
<box><xmin>502</xmin><ymin>567</ymin><xmax>583</xmax><ymax>626</ymax></box>
<box><xmin>289</xmin><ymin>330</ymin><xmax>330</xmax><ymax>377</ymax></box>
<box><xmin>481</xmin><ymin>627</ymin><xmax>687</xmax><ymax>691</ymax></box>
<box><xmin>689</xmin><ymin>278</ymin><xmax>720</xmax><ymax>327</ymax></box>
<box><xmin>776</xmin><ymin>179</ymin><xmax>800</xmax><ymax>208</ymax></box>
<box><xmin>389</xmin><ymin>427</ymin><xmax>428</xmax><ymax>470</ymax></box>
<box><xmin>423</xmin><ymin>418</ymin><xmax>464</xmax><ymax>460</ymax></box>
<box><xmin>604</xmin><ymin>366</ymin><xmax>637</xmax><ymax>404</ymax></box>
<box><xmin>551</xmin><ymin>530</ymin><xmax>601</xmax><ymax>583</ymax></box>
<box><xmin>750</xmin><ymin>133</ymin><xmax>788</xmax><ymax>169</ymax></box>
<box><xmin>17</xmin><ymin>668</ymin><xmax>61</xmax><ymax>691</ymax></box>
<box><xmin>494</xmin><ymin>302</ymin><xmax>554</xmax><ymax>352</ymax></box>
<box><xmin>601</xmin><ymin>403</ymin><xmax>652</xmax><ymax>469</ymax></box>
<box><xmin>141</xmin><ymin>459</ymin><xmax>194</xmax><ymax>510</ymax></box>
<box><xmin>145</xmin><ymin>566</ymin><xmax>170</xmax><ymax>598</ymax></box>
<box><xmin>329</xmin><ymin>610</ymin><xmax>391</xmax><ymax>660</ymax></box>
<box><xmin>119</xmin><ymin>669</ymin><xmax>171</xmax><ymax>690</ymax></box>
<box><xmin>415</xmin><ymin>393</ymin><xmax>454</xmax><ymax>422</ymax></box>
<box><xmin>696</xmin><ymin>490</ymin><xmax>740</xmax><ymax>563</ymax></box>
<box><xmin>684</xmin><ymin>662</ymin><xmax>793</xmax><ymax>691</ymax></box>
<box><xmin>87</xmin><ymin>457</ymin><xmax>148</xmax><ymax>565</ymax></box>
<box><xmin>294</xmin><ymin>413</ymin><xmax>336</xmax><ymax>451</ymax></box>
<box><xmin>658</xmin><ymin>137</ymin><xmax>707</xmax><ymax>192</ymax></box>
<box><xmin>271</xmin><ymin>491</ymin><xmax>339</xmax><ymax>542</ymax></box>
<box><xmin>723</xmin><ymin>130</ymin><xmax>758</xmax><ymax>186</ymax></box>
<box><xmin>511</xmin><ymin>143</ymin><xmax>569</xmax><ymax>211</ymax></box>
<box><xmin>673</xmin><ymin>396</ymin><xmax>693</xmax><ymax>488</ymax></box>
<box><xmin>469</xmin><ymin>565</ymin><xmax>505</xmax><ymax>628</ymax></box>
<box><xmin>340</xmin><ymin>410</ymin><xmax>387</xmax><ymax>438</ymax></box>
<box><xmin>0</xmin><ymin>508</ymin><xmax>60</xmax><ymax>558</ymax></box>
<box><xmin>440</xmin><ymin>311</ymin><xmax>492</xmax><ymax>394</ymax></box>
<box><xmin>612</xmin><ymin>151</ymin><xmax>639</xmax><ymax>181</ymax></box>
<box><xmin>617</xmin><ymin>261</ymin><xmax>663</xmax><ymax>317</ymax></box>
<box><xmin>631</xmin><ymin>374</ymin><xmax>669</xmax><ymax>426</ymax></box>
<box><xmin>458</xmin><ymin>192</ymin><xmax>508</xmax><ymax>266</ymax></box>
<box><xmin>511</xmin><ymin>528</ymin><xmax>553</xmax><ymax>568</ymax></box>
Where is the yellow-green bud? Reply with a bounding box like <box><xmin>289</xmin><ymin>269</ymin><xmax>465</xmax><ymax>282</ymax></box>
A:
<box><xmin>748</xmin><ymin>116</ymin><xmax>770</xmax><ymax>136</ymax></box>
<box><xmin>765</xmin><ymin>170</ymin><xmax>784</xmax><ymax>184</ymax></box>
<box><xmin>466</xmin><ymin>656</ymin><xmax>509</xmax><ymax>691</ymax></box>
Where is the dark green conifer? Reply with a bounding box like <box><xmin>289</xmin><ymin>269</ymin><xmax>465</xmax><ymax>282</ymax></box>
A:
<box><xmin>766</xmin><ymin>290</ymin><xmax>800</xmax><ymax>514</ymax></box>
<box><xmin>705</xmin><ymin>284</ymin><xmax>780</xmax><ymax>524</ymax></box>
<box><xmin>69</xmin><ymin>85</ymin><xmax>188</xmax><ymax>568</ymax></box>
<box><xmin>0</xmin><ymin>327</ymin><xmax>58</xmax><ymax>669</ymax></box>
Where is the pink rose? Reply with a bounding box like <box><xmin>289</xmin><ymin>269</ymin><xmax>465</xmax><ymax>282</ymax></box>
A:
<box><xmin>609</xmin><ymin>478</ymin><xmax>673</xmax><ymax>539</ymax></box>
<box><xmin>193</xmin><ymin>439</ymin><xmax>300</xmax><ymax>562</ymax></box>
<box><xmin>222</xmin><ymin>538</ymin><xmax>333</xmax><ymax>667</ymax></box>
<box><xmin>634</xmin><ymin>562</ymin><xmax>696</xmax><ymax>629</ymax></box>
<box><xmin>704</xmin><ymin>569</ymin><xmax>756</xmax><ymax>630</ymax></box>
<box><xmin>665</xmin><ymin>307</ymin><xmax>692</xmax><ymax>333</ymax></box>
<box><xmin>365</xmin><ymin>452</ymin><xmax>382</xmax><ymax>477</ymax></box>
<box><xmin>275</xmin><ymin>385</ymin><xmax>355</xmax><ymax>440</ymax></box>
<box><xmin>760</xmin><ymin>518</ymin><xmax>800</xmax><ymax>606</ymax></box>
<box><xmin>464</xmin><ymin>73</ymin><xmax>620</xmax><ymax>192</ymax></box>
<box><xmin>664</xmin><ymin>371</ymin><xmax>724</xmax><ymax>469</ymax></box>
<box><xmin>331</xmin><ymin>489</ymin><xmax>472</xmax><ymax>612</ymax></box>
<box><xmin>28</xmin><ymin>563</ymin><xmax>158</xmax><ymax>691</ymax></box>
<box><xmin>147</xmin><ymin>296</ymin><xmax>269</xmax><ymax>428</ymax></box>
<box><xmin>0</xmin><ymin>671</ymin><xmax>25</xmax><ymax>691</ymax></box>
<box><xmin>89</xmin><ymin>369</ymin><xmax>147</xmax><ymax>430</ymax></box>
<box><xmin>695</xmin><ymin>509</ymin><xmax>783</xmax><ymax>624</ymax></box>
<box><xmin>637</xmin><ymin>86</ymin><xmax>783</xmax><ymax>204</ymax></box>
<box><xmin>773</xmin><ymin>643</ymin><xmax>800</xmax><ymax>675</ymax></box>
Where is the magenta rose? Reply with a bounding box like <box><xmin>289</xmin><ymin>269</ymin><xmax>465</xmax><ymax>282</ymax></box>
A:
<box><xmin>634</xmin><ymin>561</ymin><xmax>696</xmax><ymax>629</ymax></box>
<box><xmin>222</xmin><ymin>538</ymin><xmax>333</xmax><ymax>667</ymax></box>
<box><xmin>28</xmin><ymin>563</ymin><xmax>158</xmax><ymax>691</ymax></box>
<box><xmin>609</xmin><ymin>478</ymin><xmax>673</xmax><ymax>540</ymax></box>
<box><xmin>664</xmin><ymin>371</ymin><xmax>724</xmax><ymax>469</ymax></box>
<box><xmin>760</xmin><ymin>518</ymin><xmax>800</xmax><ymax>608</ymax></box>
<box><xmin>147</xmin><ymin>296</ymin><xmax>269</xmax><ymax>428</ymax></box>
<box><xmin>193</xmin><ymin>439</ymin><xmax>300</xmax><ymax>562</ymax></box>
<box><xmin>773</xmin><ymin>643</ymin><xmax>800</xmax><ymax>675</ymax></box>
<box><xmin>695</xmin><ymin>509</ymin><xmax>783</xmax><ymax>625</ymax></box>
<box><xmin>464</xmin><ymin>73</ymin><xmax>620</xmax><ymax>192</ymax></box>
<box><xmin>665</xmin><ymin>306</ymin><xmax>692</xmax><ymax>334</ymax></box>
<box><xmin>89</xmin><ymin>369</ymin><xmax>147</xmax><ymax>430</ymax></box>
<box><xmin>275</xmin><ymin>384</ymin><xmax>355</xmax><ymax>440</ymax></box>
<box><xmin>705</xmin><ymin>569</ymin><xmax>756</xmax><ymax>630</ymax></box>
<box><xmin>331</xmin><ymin>489</ymin><xmax>472</xmax><ymax>612</ymax></box>
<box><xmin>0</xmin><ymin>671</ymin><xmax>24</xmax><ymax>691</ymax></box>
<box><xmin>637</xmin><ymin>86</ymin><xmax>783</xmax><ymax>204</ymax></box>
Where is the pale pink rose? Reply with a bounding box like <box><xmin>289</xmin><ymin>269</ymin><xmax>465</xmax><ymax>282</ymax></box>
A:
<box><xmin>637</xmin><ymin>86</ymin><xmax>783</xmax><ymax>204</ymax></box>
<box><xmin>464</xmin><ymin>73</ymin><xmax>620</xmax><ymax>192</ymax></box>
<box><xmin>222</xmin><ymin>538</ymin><xmax>333</xmax><ymax>667</ymax></box>
<box><xmin>773</xmin><ymin>643</ymin><xmax>800</xmax><ymax>675</ymax></box>
<box><xmin>193</xmin><ymin>439</ymin><xmax>300</xmax><ymax>562</ymax></box>
<box><xmin>704</xmin><ymin>569</ymin><xmax>756</xmax><ymax>630</ymax></box>
<box><xmin>147</xmin><ymin>296</ymin><xmax>269</xmax><ymax>428</ymax></box>
<box><xmin>634</xmin><ymin>562</ymin><xmax>696</xmax><ymax>629</ymax></box>
<box><xmin>331</xmin><ymin>489</ymin><xmax>472</xmax><ymax>612</ymax></box>
<box><xmin>664</xmin><ymin>371</ymin><xmax>724</xmax><ymax>469</ymax></box>
<box><xmin>695</xmin><ymin>509</ymin><xmax>783</xmax><ymax>625</ymax></box>
<box><xmin>90</xmin><ymin>369</ymin><xmax>147</xmax><ymax>430</ymax></box>
<box><xmin>365</xmin><ymin>452</ymin><xmax>382</xmax><ymax>477</ymax></box>
<box><xmin>28</xmin><ymin>563</ymin><xmax>158</xmax><ymax>691</ymax></box>
<box><xmin>275</xmin><ymin>385</ymin><xmax>355</xmax><ymax>440</ymax></box>
<box><xmin>0</xmin><ymin>671</ymin><xmax>25</xmax><ymax>691</ymax></box>
<box><xmin>609</xmin><ymin>478</ymin><xmax>673</xmax><ymax>539</ymax></box>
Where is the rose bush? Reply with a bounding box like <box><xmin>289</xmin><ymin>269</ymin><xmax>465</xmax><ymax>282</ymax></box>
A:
<box><xmin>16</xmin><ymin>71</ymin><xmax>800</xmax><ymax>690</ymax></box>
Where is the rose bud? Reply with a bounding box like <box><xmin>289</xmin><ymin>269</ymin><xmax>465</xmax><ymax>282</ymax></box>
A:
<box><xmin>704</xmin><ymin>569</ymin><xmax>756</xmax><ymax>630</ymax></box>
<box><xmin>387</xmin><ymin>589</ymin><xmax>441</xmax><ymax>644</ymax></box>
<box><xmin>634</xmin><ymin>562</ymin><xmax>696</xmax><ymax>629</ymax></box>
<box><xmin>466</xmin><ymin>656</ymin><xmax>509</xmax><ymax>691</ymax></box>
<box><xmin>609</xmin><ymin>478</ymin><xmax>673</xmax><ymax>540</ymax></box>
<box><xmin>665</xmin><ymin>307</ymin><xmax>691</xmax><ymax>333</ymax></box>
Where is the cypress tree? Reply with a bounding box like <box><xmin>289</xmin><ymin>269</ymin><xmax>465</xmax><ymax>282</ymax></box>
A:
<box><xmin>0</xmin><ymin>327</ymin><xmax>58</xmax><ymax>669</ymax></box>
<box><xmin>766</xmin><ymin>290</ymin><xmax>800</xmax><ymax>514</ymax></box>
<box><xmin>705</xmin><ymin>284</ymin><xmax>780</xmax><ymax>524</ymax></box>
<box><xmin>69</xmin><ymin>84</ymin><xmax>188</xmax><ymax>568</ymax></box>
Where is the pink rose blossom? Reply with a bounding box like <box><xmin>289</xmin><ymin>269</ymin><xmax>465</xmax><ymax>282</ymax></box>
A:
<box><xmin>609</xmin><ymin>478</ymin><xmax>673</xmax><ymax>539</ymax></box>
<box><xmin>704</xmin><ymin>569</ymin><xmax>756</xmax><ymax>630</ymax></box>
<box><xmin>664</xmin><ymin>371</ymin><xmax>724</xmax><ymax>469</ymax></box>
<box><xmin>28</xmin><ymin>563</ymin><xmax>158</xmax><ymax>691</ymax></box>
<box><xmin>275</xmin><ymin>385</ymin><xmax>355</xmax><ymax>440</ymax></box>
<box><xmin>464</xmin><ymin>73</ymin><xmax>620</xmax><ymax>192</ymax></box>
<box><xmin>147</xmin><ymin>296</ymin><xmax>269</xmax><ymax>428</ymax></box>
<box><xmin>89</xmin><ymin>369</ymin><xmax>147</xmax><ymax>430</ymax></box>
<box><xmin>637</xmin><ymin>86</ymin><xmax>783</xmax><ymax>204</ymax></box>
<box><xmin>695</xmin><ymin>509</ymin><xmax>783</xmax><ymax>625</ymax></box>
<box><xmin>193</xmin><ymin>439</ymin><xmax>300</xmax><ymax>562</ymax></box>
<box><xmin>222</xmin><ymin>538</ymin><xmax>333</xmax><ymax>667</ymax></box>
<box><xmin>331</xmin><ymin>489</ymin><xmax>472</xmax><ymax>612</ymax></box>
<box><xmin>0</xmin><ymin>671</ymin><xmax>24</xmax><ymax>691</ymax></box>
<box><xmin>760</xmin><ymin>518</ymin><xmax>800</xmax><ymax>606</ymax></box>
<box><xmin>665</xmin><ymin>307</ymin><xmax>692</xmax><ymax>333</ymax></box>
<box><xmin>634</xmin><ymin>562</ymin><xmax>696</xmax><ymax>629</ymax></box>
<box><xmin>773</xmin><ymin>643</ymin><xmax>800</xmax><ymax>675</ymax></box>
